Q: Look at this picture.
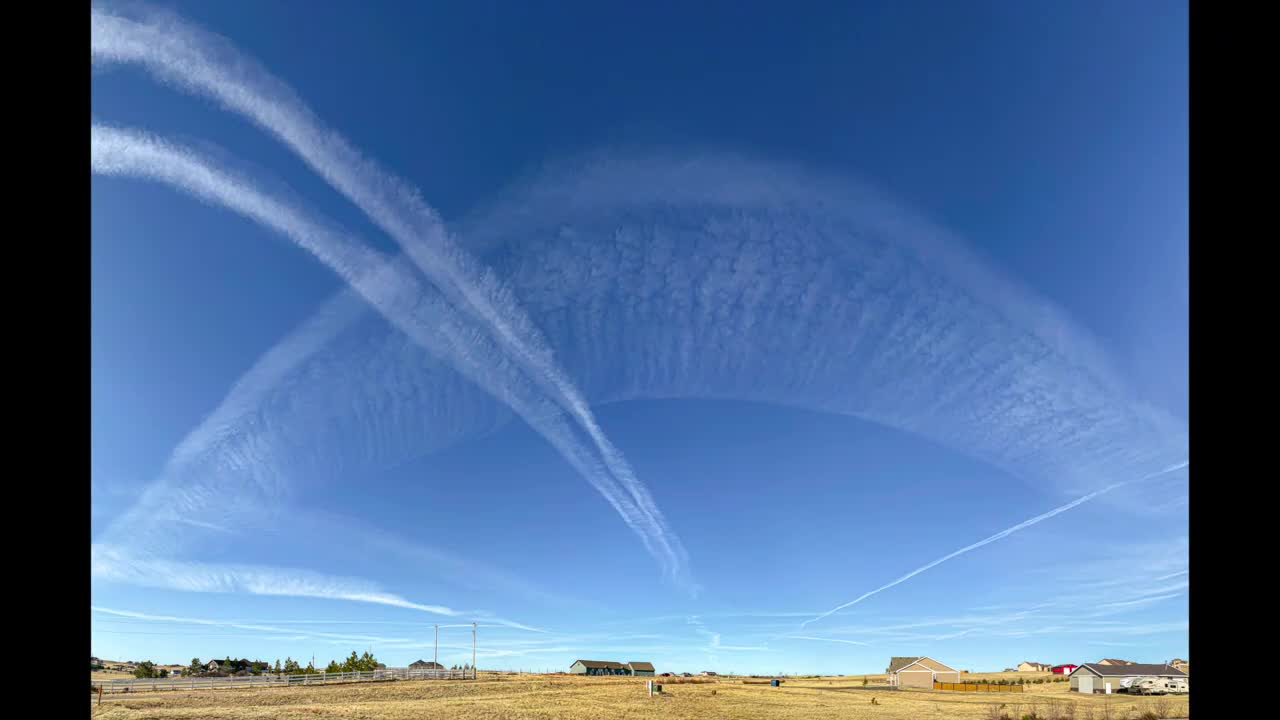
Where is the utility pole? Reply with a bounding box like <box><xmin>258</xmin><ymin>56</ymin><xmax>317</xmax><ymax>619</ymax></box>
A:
<box><xmin>472</xmin><ymin>622</ymin><xmax>477</xmax><ymax>679</ymax></box>
<box><xmin>434</xmin><ymin>624</ymin><xmax>438</xmax><ymax>668</ymax></box>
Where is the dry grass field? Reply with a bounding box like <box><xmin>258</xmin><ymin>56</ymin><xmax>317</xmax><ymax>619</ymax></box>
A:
<box><xmin>92</xmin><ymin>672</ymin><xmax>1189</xmax><ymax>720</ymax></box>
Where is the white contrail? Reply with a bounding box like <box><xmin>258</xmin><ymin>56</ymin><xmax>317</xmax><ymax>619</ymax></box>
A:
<box><xmin>90</xmin><ymin>3</ymin><xmax>687</xmax><ymax>584</ymax></box>
<box><xmin>90</xmin><ymin>124</ymin><xmax>673</xmax><ymax>581</ymax></box>
<box><xmin>802</xmin><ymin>461</ymin><xmax>1189</xmax><ymax>627</ymax></box>
<box><xmin>786</xmin><ymin>635</ymin><xmax>871</xmax><ymax>647</ymax></box>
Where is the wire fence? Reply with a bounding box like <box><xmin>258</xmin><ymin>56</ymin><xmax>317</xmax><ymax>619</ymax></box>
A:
<box><xmin>94</xmin><ymin>667</ymin><xmax>476</xmax><ymax>694</ymax></box>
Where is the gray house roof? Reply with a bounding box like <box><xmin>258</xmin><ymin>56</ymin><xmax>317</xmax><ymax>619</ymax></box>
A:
<box><xmin>1072</xmin><ymin>663</ymin><xmax>1187</xmax><ymax>678</ymax></box>
<box><xmin>887</xmin><ymin>657</ymin><xmax>921</xmax><ymax>673</ymax></box>
<box><xmin>572</xmin><ymin>660</ymin><xmax>626</xmax><ymax>669</ymax></box>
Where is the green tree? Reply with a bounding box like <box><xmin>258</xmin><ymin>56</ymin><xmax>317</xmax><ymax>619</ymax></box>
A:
<box><xmin>274</xmin><ymin>659</ymin><xmax>282</xmax><ymax>674</ymax></box>
<box><xmin>133</xmin><ymin>661</ymin><xmax>157</xmax><ymax>679</ymax></box>
<box><xmin>326</xmin><ymin>660</ymin><xmax>342</xmax><ymax>673</ymax></box>
<box><xmin>188</xmin><ymin>658</ymin><xmax>203</xmax><ymax>676</ymax></box>
<box><xmin>283</xmin><ymin>657</ymin><xmax>301</xmax><ymax>674</ymax></box>
<box><xmin>305</xmin><ymin>661</ymin><xmax>317</xmax><ymax>675</ymax></box>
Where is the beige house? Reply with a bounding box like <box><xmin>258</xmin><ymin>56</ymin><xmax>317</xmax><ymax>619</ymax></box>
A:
<box><xmin>886</xmin><ymin>656</ymin><xmax>961</xmax><ymax>688</ymax></box>
<box><xmin>1017</xmin><ymin>661</ymin><xmax>1051</xmax><ymax>672</ymax></box>
<box><xmin>1169</xmin><ymin>658</ymin><xmax>1189</xmax><ymax>672</ymax></box>
<box><xmin>1069</xmin><ymin>663</ymin><xmax>1186</xmax><ymax>694</ymax></box>
<box><xmin>1096</xmin><ymin>658</ymin><xmax>1135</xmax><ymax>666</ymax></box>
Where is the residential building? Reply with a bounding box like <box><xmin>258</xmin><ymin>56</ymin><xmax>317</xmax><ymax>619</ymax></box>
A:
<box><xmin>569</xmin><ymin>660</ymin><xmax>628</xmax><ymax>676</ymax></box>
<box><xmin>1017</xmin><ymin>661</ymin><xmax>1051</xmax><ymax>672</ymax></box>
<box><xmin>886</xmin><ymin>657</ymin><xmax>961</xmax><ymax>688</ymax></box>
<box><xmin>1069</xmin><ymin>663</ymin><xmax>1187</xmax><ymax>694</ymax></box>
<box><xmin>626</xmin><ymin>662</ymin><xmax>655</xmax><ymax>677</ymax></box>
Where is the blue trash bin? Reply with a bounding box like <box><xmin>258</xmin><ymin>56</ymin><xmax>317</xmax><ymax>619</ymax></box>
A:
<box><xmin>771</xmin><ymin>679</ymin><xmax>780</xmax><ymax>687</ymax></box>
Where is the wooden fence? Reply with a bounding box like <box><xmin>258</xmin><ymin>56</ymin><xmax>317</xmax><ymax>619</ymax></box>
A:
<box><xmin>934</xmin><ymin>681</ymin><xmax>1025</xmax><ymax>693</ymax></box>
<box><xmin>94</xmin><ymin>667</ymin><xmax>474</xmax><ymax>694</ymax></box>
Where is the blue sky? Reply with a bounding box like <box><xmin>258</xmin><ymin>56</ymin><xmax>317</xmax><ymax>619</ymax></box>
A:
<box><xmin>91</xmin><ymin>0</ymin><xmax>1187</xmax><ymax>674</ymax></box>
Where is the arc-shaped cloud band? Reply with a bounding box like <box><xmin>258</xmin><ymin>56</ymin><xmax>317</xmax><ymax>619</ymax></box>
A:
<box><xmin>95</xmin><ymin>141</ymin><xmax>1188</xmax><ymax>564</ymax></box>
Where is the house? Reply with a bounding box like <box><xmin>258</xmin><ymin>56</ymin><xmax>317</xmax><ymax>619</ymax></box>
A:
<box><xmin>700</xmin><ymin>671</ymin><xmax>718</xmax><ymax>676</ymax></box>
<box><xmin>410</xmin><ymin>660</ymin><xmax>445</xmax><ymax>670</ymax></box>
<box><xmin>886</xmin><ymin>657</ymin><xmax>961</xmax><ymax>688</ymax></box>
<box><xmin>206</xmin><ymin>660</ymin><xmax>222</xmax><ymax>671</ymax></box>
<box><xmin>1169</xmin><ymin>658</ymin><xmax>1189</xmax><ymax>672</ymax></box>
<box><xmin>1051</xmin><ymin>664</ymin><xmax>1078</xmax><ymax>675</ymax></box>
<box><xmin>626</xmin><ymin>661</ymin><xmax>656</xmax><ymax>677</ymax></box>
<box><xmin>569</xmin><ymin>660</ymin><xmax>628</xmax><ymax>676</ymax></box>
<box><xmin>1017</xmin><ymin>661</ymin><xmax>1051</xmax><ymax>672</ymax></box>
<box><xmin>1068</xmin><ymin>663</ymin><xmax>1187</xmax><ymax>694</ymax></box>
<box><xmin>1097</xmin><ymin>658</ymin><xmax>1136</xmax><ymax>666</ymax></box>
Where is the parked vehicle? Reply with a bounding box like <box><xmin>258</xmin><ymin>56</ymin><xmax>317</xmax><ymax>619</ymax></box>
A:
<box><xmin>1130</xmin><ymin>677</ymin><xmax>1180</xmax><ymax>695</ymax></box>
<box><xmin>1164</xmin><ymin>678</ymin><xmax>1188</xmax><ymax>694</ymax></box>
<box><xmin>1132</xmin><ymin>677</ymin><xmax>1162</xmax><ymax>695</ymax></box>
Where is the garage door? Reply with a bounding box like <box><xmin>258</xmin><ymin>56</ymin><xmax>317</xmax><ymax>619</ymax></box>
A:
<box><xmin>899</xmin><ymin>671</ymin><xmax>934</xmax><ymax>688</ymax></box>
<box><xmin>1078</xmin><ymin>676</ymin><xmax>1093</xmax><ymax>694</ymax></box>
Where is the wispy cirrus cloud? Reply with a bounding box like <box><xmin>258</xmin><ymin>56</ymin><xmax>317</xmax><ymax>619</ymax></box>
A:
<box><xmin>91</xmin><ymin>545</ymin><xmax>544</xmax><ymax>633</ymax></box>
<box><xmin>92</xmin><ymin>606</ymin><xmax>413</xmax><ymax>644</ymax></box>
<box><xmin>92</xmin><ymin>546</ymin><xmax>458</xmax><ymax>617</ymax></box>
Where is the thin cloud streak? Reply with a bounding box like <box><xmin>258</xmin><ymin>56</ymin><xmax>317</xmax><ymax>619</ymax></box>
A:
<box><xmin>92</xmin><ymin>607</ymin><xmax>411</xmax><ymax>644</ymax></box>
<box><xmin>92</xmin><ymin>547</ymin><xmax>458</xmax><ymax>617</ymax></box>
<box><xmin>802</xmin><ymin>461</ymin><xmax>1189</xmax><ymax>627</ymax></box>
<box><xmin>786</xmin><ymin>635</ymin><xmax>871</xmax><ymax>647</ymax></box>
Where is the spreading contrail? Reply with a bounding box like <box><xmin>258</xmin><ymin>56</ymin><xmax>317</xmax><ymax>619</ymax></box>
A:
<box><xmin>90</xmin><ymin>2</ymin><xmax>686</xmax><ymax>584</ymax></box>
<box><xmin>90</xmin><ymin>124</ymin><xmax>683</xmax><ymax>583</ymax></box>
<box><xmin>801</xmin><ymin>460</ymin><xmax>1189</xmax><ymax>627</ymax></box>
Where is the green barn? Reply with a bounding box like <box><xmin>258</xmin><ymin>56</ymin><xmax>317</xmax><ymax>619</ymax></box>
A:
<box><xmin>626</xmin><ymin>662</ymin><xmax>655</xmax><ymax>677</ymax></box>
<box><xmin>569</xmin><ymin>660</ymin><xmax>628</xmax><ymax>676</ymax></box>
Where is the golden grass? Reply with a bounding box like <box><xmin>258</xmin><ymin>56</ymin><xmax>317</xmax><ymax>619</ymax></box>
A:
<box><xmin>91</xmin><ymin>672</ymin><xmax>1190</xmax><ymax>720</ymax></box>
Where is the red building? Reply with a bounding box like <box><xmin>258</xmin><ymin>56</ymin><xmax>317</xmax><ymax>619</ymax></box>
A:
<box><xmin>1051</xmin><ymin>664</ymin><xmax>1078</xmax><ymax>675</ymax></box>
